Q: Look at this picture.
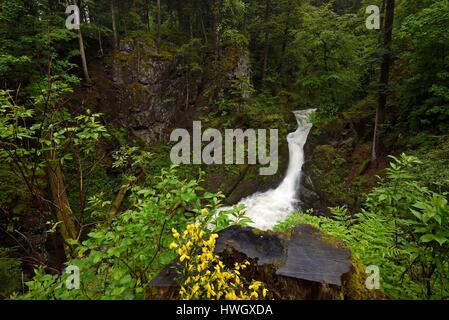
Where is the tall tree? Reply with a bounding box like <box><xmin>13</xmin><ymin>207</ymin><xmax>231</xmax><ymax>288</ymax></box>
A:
<box><xmin>262</xmin><ymin>0</ymin><xmax>271</xmax><ymax>81</ymax></box>
<box><xmin>78</xmin><ymin>27</ymin><xmax>91</xmax><ymax>82</ymax></box>
<box><xmin>76</xmin><ymin>0</ymin><xmax>91</xmax><ymax>82</ymax></box>
<box><xmin>111</xmin><ymin>0</ymin><xmax>119</xmax><ymax>49</ymax></box>
<box><xmin>212</xmin><ymin>0</ymin><xmax>222</xmax><ymax>61</ymax></box>
<box><xmin>156</xmin><ymin>0</ymin><xmax>161</xmax><ymax>52</ymax></box>
<box><xmin>372</xmin><ymin>0</ymin><xmax>395</xmax><ymax>161</ymax></box>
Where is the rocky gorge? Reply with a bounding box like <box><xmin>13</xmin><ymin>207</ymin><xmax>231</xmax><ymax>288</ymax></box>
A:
<box><xmin>64</xmin><ymin>35</ymin><xmax>381</xmax><ymax>300</ymax></box>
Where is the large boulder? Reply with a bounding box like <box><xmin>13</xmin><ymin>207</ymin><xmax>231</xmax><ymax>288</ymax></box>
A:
<box><xmin>147</xmin><ymin>224</ymin><xmax>379</xmax><ymax>300</ymax></box>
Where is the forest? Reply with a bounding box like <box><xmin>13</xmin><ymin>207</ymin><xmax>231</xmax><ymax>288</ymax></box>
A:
<box><xmin>0</xmin><ymin>0</ymin><xmax>448</xmax><ymax>301</ymax></box>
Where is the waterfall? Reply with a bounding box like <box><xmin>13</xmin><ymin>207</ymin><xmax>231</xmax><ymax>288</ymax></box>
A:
<box><xmin>230</xmin><ymin>109</ymin><xmax>316</xmax><ymax>231</ymax></box>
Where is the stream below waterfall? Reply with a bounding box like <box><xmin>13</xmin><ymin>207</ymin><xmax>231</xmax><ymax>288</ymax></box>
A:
<box><xmin>231</xmin><ymin>109</ymin><xmax>316</xmax><ymax>231</ymax></box>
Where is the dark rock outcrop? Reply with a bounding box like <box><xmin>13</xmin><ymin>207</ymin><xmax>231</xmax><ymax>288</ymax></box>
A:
<box><xmin>110</xmin><ymin>42</ymin><xmax>191</xmax><ymax>144</ymax></box>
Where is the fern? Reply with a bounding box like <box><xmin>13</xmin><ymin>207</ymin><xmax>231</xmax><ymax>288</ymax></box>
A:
<box><xmin>274</xmin><ymin>154</ymin><xmax>449</xmax><ymax>299</ymax></box>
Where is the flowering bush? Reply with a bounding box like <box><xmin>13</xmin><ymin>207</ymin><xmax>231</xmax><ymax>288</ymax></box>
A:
<box><xmin>170</xmin><ymin>221</ymin><xmax>268</xmax><ymax>300</ymax></box>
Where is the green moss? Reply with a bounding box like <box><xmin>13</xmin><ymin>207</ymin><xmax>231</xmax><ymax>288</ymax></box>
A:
<box><xmin>123</xmin><ymin>31</ymin><xmax>157</xmax><ymax>48</ymax></box>
<box><xmin>357</xmin><ymin>158</ymin><xmax>372</xmax><ymax>176</ymax></box>
<box><xmin>127</xmin><ymin>82</ymin><xmax>148</xmax><ymax>93</ymax></box>
<box><xmin>317</xmin><ymin>117</ymin><xmax>345</xmax><ymax>137</ymax></box>
<box><xmin>342</xmin><ymin>254</ymin><xmax>379</xmax><ymax>300</ymax></box>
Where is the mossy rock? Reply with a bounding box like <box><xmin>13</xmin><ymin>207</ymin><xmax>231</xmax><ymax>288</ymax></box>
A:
<box><xmin>217</xmin><ymin>225</ymin><xmax>379</xmax><ymax>300</ymax></box>
<box><xmin>305</xmin><ymin>144</ymin><xmax>355</xmax><ymax>207</ymax></box>
<box><xmin>317</xmin><ymin>117</ymin><xmax>345</xmax><ymax>139</ymax></box>
<box><xmin>342</xmin><ymin>255</ymin><xmax>381</xmax><ymax>300</ymax></box>
<box><xmin>313</xmin><ymin>144</ymin><xmax>337</xmax><ymax>166</ymax></box>
<box><xmin>149</xmin><ymin>224</ymin><xmax>380</xmax><ymax>300</ymax></box>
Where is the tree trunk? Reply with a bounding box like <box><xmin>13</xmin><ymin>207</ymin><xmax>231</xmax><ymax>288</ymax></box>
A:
<box><xmin>78</xmin><ymin>23</ymin><xmax>91</xmax><ymax>82</ymax></box>
<box><xmin>212</xmin><ymin>0</ymin><xmax>221</xmax><ymax>61</ymax></box>
<box><xmin>156</xmin><ymin>0</ymin><xmax>161</xmax><ymax>52</ymax></box>
<box><xmin>111</xmin><ymin>0</ymin><xmax>119</xmax><ymax>49</ymax></box>
<box><xmin>106</xmin><ymin>184</ymin><xmax>129</xmax><ymax>225</ymax></box>
<box><xmin>146</xmin><ymin>0</ymin><xmax>151</xmax><ymax>31</ymax></box>
<box><xmin>98</xmin><ymin>27</ymin><xmax>104</xmax><ymax>56</ymax></box>
<box><xmin>201</xmin><ymin>15</ymin><xmax>208</xmax><ymax>43</ymax></box>
<box><xmin>372</xmin><ymin>0</ymin><xmax>395</xmax><ymax>161</ymax></box>
<box><xmin>47</xmin><ymin>149</ymin><xmax>78</xmax><ymax>254</ymax></box>
<box><xmin>91</xmin><ymin>15</ymin><xmax>104</xmax><ymax>57</ymax></box>
<box><xmin>262</xmin><ymin>0</ymin><xmax>271</xmax><ymax>81</ymax></box>
<box><xmin>76</xmin><ymin>0</ymin><xmax>91</xmax><ymax>82</ymax></box>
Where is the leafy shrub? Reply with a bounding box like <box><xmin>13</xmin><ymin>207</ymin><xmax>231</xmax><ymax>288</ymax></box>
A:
<box><xmin>17</xmin><ymin>166</ymin><xmax>251</xmax><ymax>300</ymax></box>
<box><xmin>0</xmin><ymin>248</ymin><xmax>21</xmax><ymax>299</ymax></box>
<box><xmin>275</xmin><ymin>154</ymin><xmax>449</xmax><ymax>299</ymax></box>
<box><xmin>170</xmin><ymin>222</ymin><xmax>268</xmax><ymax>300</ymax></box>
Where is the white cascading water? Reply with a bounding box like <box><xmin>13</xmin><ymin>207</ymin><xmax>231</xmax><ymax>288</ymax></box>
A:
<box><xmin>231</xmin><ymin>109</ymin><xmax>316</xmax><ymax>231</ymax></box>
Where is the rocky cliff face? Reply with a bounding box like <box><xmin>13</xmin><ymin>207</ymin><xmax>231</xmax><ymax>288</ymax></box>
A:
<box><xmin>72</xmin><ymin>35</ymin><xmax>253</xmax><ymax>145</ymax></box>
<box><xmin>107</xmin><ymin>37</ymin><xmax>253</xmax><ymax>144</ymax></box>
<box><xmin>110</xmin><ymin>40</ymin><xmax>195</xmax><ymax>144</ymax></box>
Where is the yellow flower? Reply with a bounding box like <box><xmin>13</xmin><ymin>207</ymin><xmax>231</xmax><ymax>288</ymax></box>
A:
<box><xmin>172</xmin><ymin>228</ymin><xmax>180</xmax><ymax>238</ymax></box>
<box><xmin>205</xmin><ymin>283</ymin><xmax>215</xmax><ymax>298</ymax></box>
<box><xmin>225</xmin><ymin>291</ymin><xmax>237</xmax><ymax>300</ymax></box>
<box><xmin>191</xmin><ymin>284</ymin><xmax>200</xmax><ymax>295</ymax></box>
<box><xmin>186</xmin><ymin>223</ymin><xmax>199</xmax><ymax>233</ymax></box>
<box><xmin>249</xmin><ymin>281</ymin><xmax>262</xmax><ymax>291</ymax></box>
<box><xmin>200</xmin><ymin>208</ymin><xmax>209</xmax><ymax>215</ymax></box>
<box><xmin>262</xmin><ymin>288</ymin><xmax>268</xmax><ymax>298</ymax></box>
<box><xmin>180</xmin><ymin>254</ymin><xmax>190</xmax><ymax>262</ymax></box>
<box><xmin>175</xmin><ymin>221</ymin><xmax>268</xmax><ymax>301</ymax></box>
<box><xmin>169</xmin><ymin>242</ymin><xmax>178</xmax><ymax>250</ymax></box>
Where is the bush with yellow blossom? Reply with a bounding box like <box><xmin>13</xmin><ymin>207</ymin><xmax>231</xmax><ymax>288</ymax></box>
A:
<box><xmin>170</xmin><ymin>221</ymin><xmax>269</xmax><ymax>300</ymax></box>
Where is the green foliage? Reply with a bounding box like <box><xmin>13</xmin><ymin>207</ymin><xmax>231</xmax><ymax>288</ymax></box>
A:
<box><xmin>406</xmin><ymin>136</ymin><xmax>449</xmax><ymax>193</ymax></box>
<box><xmin>0</xmin><ymin>248</ymin><xmax>21</xmax><ymax>299</ymax></box>
<box><xmin>0</xmin><ymin>0</ymin><xmax>77</xmax><ymax>88</ymax></box>
<box><xmin>396</xmin><ymin>0</ymin><xmax>449</xmax><ymax>132</ymax></box>
<box><xmin>273</xmin><ymin>209</ymin><xmax>314</xmax><ymax>232</ymax></box>
<box><xmin>291</xmin><ymin>3</ymin><xmax>365</xmax><ymax>117</ymax></box>
<box><xmin>18</xmin><ymin>166</ymin><xmax>251</xmax><ymax>300</ymax></box>
<box><xmin>275</xmin><ymin>154</ymin><xmax>449</xmax><ymax>299</ymax></box>
<box><xmin>0</xmin><ymin>86</ymin><xmax>108</xmax><ymax>166</ymax></box>
<box><xmin>2</xmin><ymin>0</ymin><xmax>449</xmax><ymax>302</ymax></box>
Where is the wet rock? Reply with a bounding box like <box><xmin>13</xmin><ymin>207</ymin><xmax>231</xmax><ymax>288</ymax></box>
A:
<box><xmin>276</xmin><ymin>224</ymin><xmax>351</xmax><ymax>286</ymax></box>
<box><xmin>299</xmin><ymin>173</ymin><xmax>320</xmax><ymax>210</ymax></box>
<box><xmin>215</xmin><ymin>226</ymin><xmax>286</xmax><ymax>266</ymax></box>
<box><xmin>148</xmin><ymin>224</ymin><xmax>377</xmax><ymax>300</ymax></box>
<box><xmin>110</xmin><ymin>42</ymin><xmax>187</xmax><ymax>144</ymax></box>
